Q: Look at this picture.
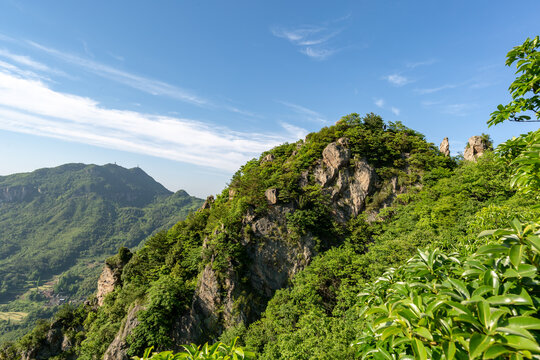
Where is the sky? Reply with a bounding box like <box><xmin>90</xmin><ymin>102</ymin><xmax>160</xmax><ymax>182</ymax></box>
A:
<box><xmin>0</xmin><ymin>1</ymin><xmax>538</xmax><ymax>198</ymax></box>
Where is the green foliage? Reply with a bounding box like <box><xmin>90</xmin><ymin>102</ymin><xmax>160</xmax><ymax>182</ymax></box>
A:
<box><xmin>133</xmin><ymin>338</ymin><xmax>256</xmax><ymax>360</ymax></box>
<box><xmin>489</xmin><ymin>35</ymin><xmax>539</xmax><ymax>125</ymax></box>
<box><xmin>497</xmin><ymin>129</ymin><xmax>540</xmax><ymax>197</ymax></box>
<box><xmin>127</xmin><ymin>276</ymin><xmax>192</xmax><ymax>356</ymax></box>
<box><xmin>0</xmin><ymin>164</ymin><xmax>202</xmax><ymax>342</ymax></box>
<box><xmin>354</xmin><ymin>219</ymin><xmax>540</xmax><ymax>359</ymax></box>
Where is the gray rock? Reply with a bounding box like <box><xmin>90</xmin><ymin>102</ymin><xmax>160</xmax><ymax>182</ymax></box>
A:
<box><xmin>261</xmin><ymin>153</ymin><xmax>275</xmax><ymax>163</ymax></box>
<box><xmin>96</xmin><ymin>263</ymin><xmax>122</xmax><ymax>307</ymax></box>
<box><xmin>103</xmin><ymin>304</ymin><xmax>144</xmax><ymax>360</ymax></box>
<box><xmin>439</xmin><ymin>137</ymin><xmax>450</xmax><ymax>156</ymax></box>
<box><xmin>464</xmin><ymin>136</ymin><xmax>490</xmax><ymax>161</ymax></box>
<box><xmin>201</xmin><ymin>195</ymin><xmax>214</xmax><ymax>209</ymax></box>
<box><xmin>322</xmin><ymin>138</ymin><xmax>351</xmax><ymax>169</ymax></box>
<box><xmin>265</xmin><ymin>188</ymin><xmax>278</xmax><ymax>204</ymax></box>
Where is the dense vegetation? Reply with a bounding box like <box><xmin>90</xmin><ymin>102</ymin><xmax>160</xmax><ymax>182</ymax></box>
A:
<box><xmin>1</xmin><ymin>36</ymin><xmax>538</xmax><ymax>360</ymax></box>
<box><xmin>0</xmin><ymin>163</ymin><xmax>202</xmax><ymax>342</ymax></box>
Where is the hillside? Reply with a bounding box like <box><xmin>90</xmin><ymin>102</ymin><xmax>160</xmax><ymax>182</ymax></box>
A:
<box><xmin>1</xmin><ymin>114</ymin><xmax>538</xmax><ymax>360</ymax></box>
<box><xmin>0</xmin><ymin>163</ymin><xmax>203</xmax><ymax>342</ymax></box>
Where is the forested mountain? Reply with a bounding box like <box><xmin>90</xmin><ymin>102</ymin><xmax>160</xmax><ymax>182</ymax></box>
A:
<box><xmin>1</xmin><ymin>115</ymin><xmax>538</xmax><ymax>360</ymax></box>
<box><xmin>0</xmin><ymin>163</ymin><xmax>203</xmax><ymax>342</ymax></box>
<box><xmin>1</xmin><ymin>37</ymin><xmax>538</xmax><ymax>360</ymax></box>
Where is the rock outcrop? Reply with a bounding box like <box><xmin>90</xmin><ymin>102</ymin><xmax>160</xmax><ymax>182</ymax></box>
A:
<box><xmin>103</xmin><ymin>304</ymin><xmax>144</xmax><ymax>360</ymax></box>
<box><xmin>201</xmin><ymin>195</ymin><xmax>214</xmax><ymax>209</ymax></box>
<box><xmin>96</xmin><ymin>263</ymin><xmax>123</xmax><ymax>307</ymax></box>
<box><xmin>439</xmin><ymin>137</ymin><xmax>450</xmax><ymax>156</ymax></box>
<box><xmin>165</xmin><ymin>137</ymin><xmax>379</xmax><ymax>346</ymax></box>
<box><xmin>265</xmin><ymin>188</ymin><xmax>278</xmax><ymax>204</ymax></box>
<box><xmin>20</xmin><ymin>319</ymin><xmax>79</xmax><ymax>360</ymax></box>
<box><xmin>464</xmin><ymin>136</ymin><xmax>491</xmax><ymax>161</ymax></box>
<box><xmin>314</xmin><ymin>138</ymin><xmax>375</xmax><ymax>221</ymax></box>
<box><xmin>0</xmin><ymin>185</ymin><xmax>38</xmax><ymax>204</ymax></box>
<box><xmin>96</xmin><ymin>248</ymin><xmax>132</xmax><ymax>307</ymax></box>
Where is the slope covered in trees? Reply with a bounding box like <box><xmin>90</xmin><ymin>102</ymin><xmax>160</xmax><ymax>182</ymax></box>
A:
<box><xmin>0</xmin><ymin>163</ymin><xmax>202</xmax><ymax>342</ymax></box>
<box><xmin>1</xmin><ymin>36</ymin><xmax>539</xmax><ymax>360</ymax></box>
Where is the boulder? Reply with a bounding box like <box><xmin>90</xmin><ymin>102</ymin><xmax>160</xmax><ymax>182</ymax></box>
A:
<box><xmin>439</xmin><ymin>137</ymin><xmax>450</xmax><ymax>156</ymax></box>
<box><xmin>201</xmin><ymin>195</ymin><xmax>214</xmax><ymax>209</ymax></box>
<box><xmin>464</xmin><ymin>136</ymin><xmax>490</xmax><ymax>161</ymax></box>
<box><xmin>265</xmin><ymin>188</ymin><xmax>278</xmax><ymax>204</ymax></box>
<box><xmin>261</xmin><ymin>153</ymin><xmax>275</xmax><ymax>163</ymax></box>
<box><xmin>322</xmin><ymin>138</ymin><xmax>351</xmax><ymax>169</ymax></box>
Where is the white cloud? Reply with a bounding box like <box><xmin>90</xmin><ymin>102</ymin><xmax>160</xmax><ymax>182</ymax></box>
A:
<box><xmin>391</xmin><ymin>107</ymin><xmax>400</xmax><ymax>116</ymax></box>
<box><xmin>27</xmin><ymin>41</ymin><xmax>210</xmax><ymax>107</ymax></box>
<box><xmin>384</xmin><ymin>74</ymin><xmax>411</xmax><ymax>86</ymax></box>
<box><xmin>0</xmin><ymin>68</ymin><xmax>299</xmax><ymax>171</ymax></box>
<box><xmin>416</xmin><ymin>83</ymin><xmax>459</xmax><ymax>94</ymax></box>
<box><xmin>300</xmin><ymin>47</ymin><xmax>336</xmax><ymax>60</ymax></box>
<box><xmin>278</xmin><ymin>101</ymin><xmax>327</xmax><ymax>123</ymax></box>
<box><xmin>271</xmin><ymin>21</ymin><xmax>343</xmax><ymax>60</ymax></box>
<box><xmin>406</xmin><ymin>58</ymin><xmax>437</xmax><ymax>68</ymax></box>
<box><xmin>374</xmin><ymin>98</ymin><xmax>385</xmax><ymax>108</ymax></box>
<box><xmin>442</xmin><ymin>103</ymin><xmax>475</xmax><ymax>117</ymax></box>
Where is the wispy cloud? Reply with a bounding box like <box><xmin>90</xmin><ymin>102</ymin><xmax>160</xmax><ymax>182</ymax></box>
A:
<box><xmin>442</xmin><ymin>103</ymin><xmax>476</xmax><ymax>117</ymax></box>
<box><xmin>384</xmin><ymin>74</ymin><xmax>412</xmax><ymax>86</ymax></box>
<box><xmin>278</xmin><ymin>101</ymin><xmax>327</xmax><ymax>123</ymax></box>
<box><xmin>0</xmin><ymin>66</ymin><xmax>298</xmax><ymax>171</ymax></box>
<box><xmin>374</xmin><ymin>98</ymin><xmax>385</xmax><ymax>108</ymax></box>
<box><xmin>391</xmin><ymin>107</ymin><xmax>400</xmax><ymax>116</ymax></box>
<box><xmin>271</xmin><ymin>17</ymin><xmax>347</xmax><ymax>60</ymax></box>
<box><xmin>406</xmin><ymin>58</ymin><xmax>437</xmax><ymax>68</ymax></box>
<box><xmin>27</xmin><ymin>40</ymin><xmax>210</xmax><ymax>107</ymax></box>
<box><xmin>0</xmin><ymin>48</ymin><xmax>66</xmax><ymax>77</ymax></box>
<box><xmin>416</xmin><ymin>83</ymin><xmax>460</xmax><ymax>94</ymax></box>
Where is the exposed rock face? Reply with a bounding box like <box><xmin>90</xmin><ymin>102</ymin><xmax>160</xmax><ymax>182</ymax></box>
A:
<box><xmin>314</xmin><ymin>138</ymin><xmax>375</xmax><ymax>221</ymax></box>
<box><xmin>96</xmin><ymin>249</ymin><xmax>132</xmax><ymax>307</ymax></box>
<box><xmin>202</xmin><ymin>195</ymin><xmax>214</xmax><ymax>209</ymax></box>
<box><xmin>439</xmin><ymin>137</ymin><xmax>450</xmax><ymax>156</ymax></box>
<box><xmin>261</xmin><ymin>153</ymin><xmax>275</xmax><ymax>163</ymax></box>
<box><xmin>322</xmin><ymin>137</ymin><xmax>351</xmax><ymax>169</ymax></box>
<box><xmin>464</xmin><ymin>136</ymin><xmax>490</xmax><ymax>161</ymax></box>
<box><xmin>167</xmin><ymin>137</ymin><xmax>378</xmax><ymax>346</ymax></box>
<box><xmin>103</xmin><ymin>304</ymin><xmax>144</xmax><ymax>360</ymax></box>
<box><xmin>96</xmin><ymin>264</ymin><xmax>122</xmax><ymax>307</ymax></box>
<box><xmin>20</xmin><ymin>319</ymin><xmax>78</xmax><ymax>360</ymax></box>
<box><xmin>0</xmin><ymin>185</ymin><xmax>38</xmax><ymax>204</ymax></box>
<box><xmin>265</xmin><ymin>188</ymin><xmax>278</xmax><ymax>204</ymax></box>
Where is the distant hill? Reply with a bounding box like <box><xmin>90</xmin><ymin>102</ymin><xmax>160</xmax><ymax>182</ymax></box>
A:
<box><xmin>0</xmin><ymin>163</ymin><xmax>202</xmax><ymax>340</ymax></box>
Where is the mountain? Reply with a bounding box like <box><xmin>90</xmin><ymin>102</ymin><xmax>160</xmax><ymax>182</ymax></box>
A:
<box><xmin>2</xmin><ymin>115</ymin><xmax>538</xmax><ymax>360</ymax></box>
<box><xmin>0</xmin><ymin>163</ymin><xmax>203</xmax><ymax>341</ymax></box>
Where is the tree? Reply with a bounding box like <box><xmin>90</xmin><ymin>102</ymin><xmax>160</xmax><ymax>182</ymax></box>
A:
<box><xmin>489</xmin><ymin>36</ymin><xmax>539</xmax><ymax>126</ymax></box>
<box><xmin>489</xmin><ymin>36</ymin><xmax>540</xmax><ymax>196</ymax></box>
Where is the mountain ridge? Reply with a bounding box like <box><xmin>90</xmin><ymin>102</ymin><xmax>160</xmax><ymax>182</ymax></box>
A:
<box><xmin>0</xmin><ymin>163</ymin><xmax>203</xmax><ymax>343</ymax></box>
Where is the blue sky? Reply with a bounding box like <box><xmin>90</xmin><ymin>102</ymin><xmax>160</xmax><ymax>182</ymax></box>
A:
<box><xmin>0</xmin><ymin>1</ymin><xmax>538</xmax><ymax>197</ymax></box>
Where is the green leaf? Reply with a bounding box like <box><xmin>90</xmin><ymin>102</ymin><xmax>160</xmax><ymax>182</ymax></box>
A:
<box><xmin>483</xmin><ymin>345</ymin><xmax>511</xmax><ymax>359</ymax></box>
<box><xmin>487</xmin><ymin>294</ymin><xmax>532</xmax><ymax>306</ymax></box>
<box><xmin>414</xmin><ymin>326</ymin><xmax>433</xmax><ymax>341</ymax></box>
<box><xmin>496</xmin><ymin>326</ymin><xmax>535</xmax><ymax>341</ymax></box>
<box><xmin>502</xmin><ymin>335</ymin><xmax>540</xmax><ymax>353</ymax></box>
<box><xmin>507</xmin><ymin>316</ymin><xmax>540</xmax><ymax>330</ymax></box>
<box><xmin>442</xmin><ymin>341</ymin><xmax>456</xmax><ymax>360</ymax></box>
<box><xmin>412</xmin><ymin>339</ymin><xmax>427</xmax><ymax>360</ymax></box>
<box><xmin>517</xmin><ymin>264</ymin><xmax>537</xmax><ymax>278</ymax></box>
<box><xmin>509</xmin><ymin>245</ymin><xmax>525</xmax><ymax>267</ymax></box>
<box><xmin>477</xmin><ymin>300</ymin><xmax>491</xmax><ymax>328</ymax></box>
<box><xmin>381</xmin><ymin>326</ymin><xmax>402</xmax><ymax>341</ymax></box>
<box><xmin>469</xmin><ymin>333</ymin><xmax>493</xmax><ymax>359</ymax></box>
<box><xmin>477</xmin><ymin>244</ymin><xmax>508</xmax><ymax>255</ymax></box>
